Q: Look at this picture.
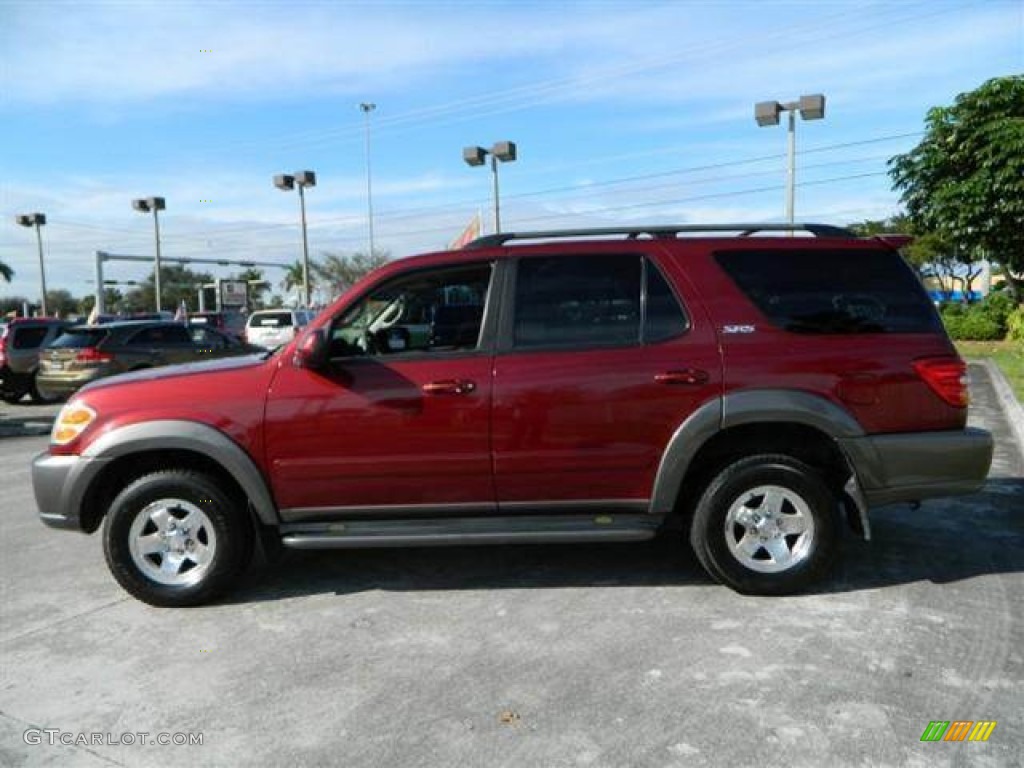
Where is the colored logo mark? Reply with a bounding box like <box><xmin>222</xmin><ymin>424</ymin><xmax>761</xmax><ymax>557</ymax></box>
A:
<box><xmin>921</xmin><ymin>721</ymin><xmax>997</xmax><ymax>742</ymax></box>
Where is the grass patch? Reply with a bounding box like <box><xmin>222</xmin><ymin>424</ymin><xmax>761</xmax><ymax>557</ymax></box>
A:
<box><xmin>957</xmin><ymin>340</ymin><xmax>1024</xmax><ymax>402</ymax></box>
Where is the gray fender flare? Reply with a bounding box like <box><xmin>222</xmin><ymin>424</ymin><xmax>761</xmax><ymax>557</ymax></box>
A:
<box><xmin>82</xmin><ymin>420</ymin><xmax>279</xmax><ymax>525</ymax></box>
<box><xmin>649</xmin><ymin>390</ymin><xmax>865</xmax><ymax>515</ymax></box>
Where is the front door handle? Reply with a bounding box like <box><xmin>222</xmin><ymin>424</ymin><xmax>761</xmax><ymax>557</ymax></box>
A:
<box><xmin>655</xmin><ymin>369</ymin><xmax>709</xmax><ymax>386</ymax></box>
<box><xmin>422</xmin><ymin>379</ymin><xmax>477</xmax><ymax>395</ymax></box>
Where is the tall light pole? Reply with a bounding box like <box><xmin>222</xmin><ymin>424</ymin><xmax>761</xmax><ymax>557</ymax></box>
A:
<box><xmin>15</xmin><ymin>213</ymin><xmax>48</xmax><ymax>316</ymax></box>
<box><xmin>359</xmin><ymin>102</ymin><xmax>376</xmax><ymax>257</ymax></box>
<box><xmin>754</xmin><ymin>94</ymin><xmax>826</xmax><ymax>224</ymax></box>
<box><xmin>463</xmin><ymin>141</ymin><xmax>517</xmax><ymax>234</ymax></box>
<box><xmin>273</xmin><ymin>170</ymin><xmax>316</xmax><ymax>307</ymax></box>
<box><xmin>132</xmin><ymin>196</ymin><xmax>167</xmax><ymax>312</ymax></box>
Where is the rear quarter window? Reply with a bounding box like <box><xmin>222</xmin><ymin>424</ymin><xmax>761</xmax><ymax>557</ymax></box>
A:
<box><xmin>715</xmin><ymin>248</ymin><xmax>942</xmax><ymax>334</ymax></box>
<box><xmin>12</xmin><ymin>327</ymin><xmax>50</xmax><ymax>349</ymax></box>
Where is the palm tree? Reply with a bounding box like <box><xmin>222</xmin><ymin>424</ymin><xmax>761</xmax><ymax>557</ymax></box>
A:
<box><xmin>280</xmin><ymin>259</ymin><xmax>317</xmax><ymax>304</ymax></box>
<box><xmin>0</xmin><ymin>260</ymin><xmax>12</xmax><ymax>282</ymax></box>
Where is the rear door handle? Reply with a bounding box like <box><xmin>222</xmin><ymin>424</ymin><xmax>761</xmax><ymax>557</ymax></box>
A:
<box><xmin>422</xmin><ymin>379</ymin><xmax>477</xmax><ymax>395</ymax></box>
<box><xmin>655</xmin><ymin>369</ymin><xmax>709</xmax><ymax>386</ymax></box>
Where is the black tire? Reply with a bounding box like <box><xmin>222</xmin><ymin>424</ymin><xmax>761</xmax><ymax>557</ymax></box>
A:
<box><xmin>29</xmin><ymin>374</ymin><xmax>64</xmax><ymax>404</ymax></box>
<box><xmin>102</xmin><ymin>470</ymin><xmax>253</xmax><ymax>607</ymax></box>
<box><xmin>0</xmin><ymin>389</ymin><xmax>26</xmax><ymax>404</ymax></box>
<box><xmin>689</xmin><ymin>454</ymin><xmax>840</xmax><ymax>595</ymax></box>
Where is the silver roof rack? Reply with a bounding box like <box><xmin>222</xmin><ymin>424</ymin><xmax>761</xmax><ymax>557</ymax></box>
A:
<box><xmin>463</xmin><ymin>222</ymin><xmax>856</xmax><ymax>249</ymax></box>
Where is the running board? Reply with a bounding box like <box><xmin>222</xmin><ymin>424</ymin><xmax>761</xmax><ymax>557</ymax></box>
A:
<box><xmin>280</xmin><ymin>514</ymin><xmax>662</xmax><ymax>550</ymax></box>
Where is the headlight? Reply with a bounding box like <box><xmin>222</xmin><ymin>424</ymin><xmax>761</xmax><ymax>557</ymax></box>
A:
<box><xmin>52</xmin><ymin>402</ymin><xmax>97</xmax><ymax>445</ymax></box>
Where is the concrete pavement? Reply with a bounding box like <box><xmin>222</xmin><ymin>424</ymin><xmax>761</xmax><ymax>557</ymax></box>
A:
<box><xmin>0</xmin><ymin>363</ymin><xmax>1021</xmax><ymax>767</ymax></box>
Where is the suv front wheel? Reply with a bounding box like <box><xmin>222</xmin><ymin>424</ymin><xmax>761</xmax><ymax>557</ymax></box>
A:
<box><xmin>690</xmin><ymin>454</ymin><xmax>840</xmax><ymax>595</ymax></box>
<box><xmin>103</xmin><ymin>470</ymin><xmax>253</xmax><ymax>607</ymax></box>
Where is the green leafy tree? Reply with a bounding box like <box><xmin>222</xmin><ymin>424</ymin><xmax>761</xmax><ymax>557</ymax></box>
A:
<box><xmin>0</xmin><ymin>296</ymin><xmax>30</xmax><ymax>316</ymax></box>
<box><xmin>315</xmin><ymin>250</ymin><xmax>390</xmax><ymax>301</ymax></box>
<box><xmin>78</xmin><ymin>288</ymin><xmax>124</xmax><ymax>315</ymax></box>
<box><xmin>122</xmin><ymin>265</ymin><xmax>214</xmax><ymax>312</ymax></box>
<box><xmin>846</xmin><ymin>215</ymin><xmax>978</xmax><ymax>299</ymax></box>
<box><xmin>889</xmin><ymin>75</ymin><xmax>1024</xmax><ymax>302</ymax></box>
<box><xmin>45</xmin><ymin>289</ymin><xmax>79</xmax><ymax>318</ymax></box>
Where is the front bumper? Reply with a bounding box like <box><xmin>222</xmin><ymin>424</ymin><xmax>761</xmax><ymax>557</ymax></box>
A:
<box><xmin>839</xmin><ymin>427</ymin><xmax>994</xmax><ymax>507</ymax></box>
<box><xmin>33</xmin><ymin>451</ymin><xmax>111</xmax><ymax>531</ymax></box>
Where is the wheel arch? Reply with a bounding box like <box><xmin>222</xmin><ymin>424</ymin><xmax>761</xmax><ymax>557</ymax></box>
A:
<box><xmin>651</xmin><ymin>390</ymin><xmax>863</xmax><ymax>517</ymax></box>
<box><xmin>77</xmin><ymin>420</ymin><xmax>279</xmax><ymax>533</ymax></box>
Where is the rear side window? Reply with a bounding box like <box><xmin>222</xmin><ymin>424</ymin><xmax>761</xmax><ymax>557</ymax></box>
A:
<box><xmin>715</xmin><ymin>248</ymin><xmax>942</xmax><ymax>334</ymax></box>
<box><xmin>514</xmin><ymin>254</ymin><xmax>641</xmax><ymax>348</ymax></box>
<box><xmin>51</xmin><ymin>329</ymin><xmax>109</xmax><ymax>348</ymax></box>
<box><xmin>12</xmin><ymin>327</ymin><xmax>49</xmax><ymax>349</ymax></box>
<box><xmin>512</xmin><ymin>254</ymin><xmax>689</xmax><ymax>349</ymax></box>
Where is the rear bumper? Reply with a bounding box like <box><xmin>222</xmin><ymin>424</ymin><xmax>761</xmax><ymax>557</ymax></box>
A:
<box><xmin>839</xmin><ymin>427</ymin><xmax>993</xmax><ymax>507</ymax></box>
<box><xmin>35</xmin><ymin>372</ymin><xmax>100</xmax><ymax>396</ymax></box>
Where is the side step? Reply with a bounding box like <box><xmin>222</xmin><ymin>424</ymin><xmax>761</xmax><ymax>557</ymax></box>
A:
<box><xmin>280</xmin><ymin>514</ymin><xmax>662</xmax><ymax>550</ymax></box>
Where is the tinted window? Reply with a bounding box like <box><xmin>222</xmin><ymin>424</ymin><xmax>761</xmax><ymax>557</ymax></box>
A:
<box><xmin>514</xmin><ymin>254</ymin><xmax>641</xmax><ymax>348</ymax></box>
<box><xmin>645</xmin><ymin>262</ymin><xmax>688</xmax><ymax>342</ymax></box>
<box><xmin>12</xmin><ymin>327</ymin><xmax>49</xmax><ymax>349</ymax></box>
<box><xmin>51</xmin><ymin>329</ymin><xmax>108</xmax><ymax>349</ymax></box>
<box><xmin>128</xmin><ymin>325</ymin><xmax>193</xmax><ymax>345</ymax></box>
<box><xmin>330</xmin><ymin>263</ymin><xmax>492</xmax><ymax>357</ymax></box>
<box><xmin>715</xmin><ymin>248</ymin><xmax>942</xmax><ymax>334</ymax></box>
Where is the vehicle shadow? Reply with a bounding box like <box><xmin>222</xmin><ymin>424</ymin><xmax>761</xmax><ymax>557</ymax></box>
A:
<box><xmin>226</xmin><ymin>478</ymin><xmax>1024</xmax><ymax>604</ymax></box>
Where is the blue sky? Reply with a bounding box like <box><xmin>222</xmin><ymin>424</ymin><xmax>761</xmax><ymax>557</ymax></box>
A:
<box><xmin>1</xmin><ymin>0</ymin><xmax>1021</xmax><ymax>305</ymax></box>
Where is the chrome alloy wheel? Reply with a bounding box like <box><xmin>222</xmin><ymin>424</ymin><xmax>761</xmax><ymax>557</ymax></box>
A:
<box><xmin>128</xmin><ymin>499</ymin><xmax>218</xmax><ymax>586</ymax></box>
<box><xmin>724</xmin><ymin>484</ymin><xmax>815</xmax><ymax>573</ymax></box>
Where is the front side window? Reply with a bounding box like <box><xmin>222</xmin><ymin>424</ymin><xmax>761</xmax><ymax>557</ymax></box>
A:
<box><xmin>512</xmin><ymin>254</ymin><xmax>688</xmax><ymax>349</ymax></box>
<box><xmin>329</xmin><ymin>263</ymin><xmax>492</xmax><ymax>358</ymax></box>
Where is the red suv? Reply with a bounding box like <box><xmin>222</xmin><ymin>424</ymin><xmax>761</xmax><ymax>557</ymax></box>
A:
<box><xmin>32</xmin><ymin>224</ymin><xmax>993</xmax><ymax>606</ymax></box>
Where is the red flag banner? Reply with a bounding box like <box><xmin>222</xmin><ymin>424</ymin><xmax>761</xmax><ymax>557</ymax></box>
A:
<box><xmin>449</xmin><ymin>213</ymin><xmax>482</xmax><ymax>250</ymax></box>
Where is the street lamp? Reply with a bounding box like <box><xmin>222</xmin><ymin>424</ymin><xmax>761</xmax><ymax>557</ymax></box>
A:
<box><xmin>131</xmin><ymin>196</ymin><xmax>167</xmax><ymax>312</ymax></box>
<box><xmin>359</xmin><ymin>102</ymin><xmax>376</xmax><ymax>257</ymax></box>
<box><xmin>15</xmin><ymin>212</ymin><xmax>48</xmax><ymax>316</ymax></box>
<box><xmin>754</xmin><ymin>94</ymin><xmax>826</xmax><ymax>224</ymax></box>
<box><xmin>463</xmin><ymin>141</ymin><xmax>517</xmax><ymax>234</ymax></box>
<box><xmin>273</xmin><ymin>170</ymin><xmax>316</xmax><ymax>307</ymax></box>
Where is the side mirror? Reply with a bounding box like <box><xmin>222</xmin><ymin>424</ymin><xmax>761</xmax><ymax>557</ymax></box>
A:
<box><xmin>293</xmin><ymin>327</ymin><xmax>328</xmax><ymax>369</ymax></box>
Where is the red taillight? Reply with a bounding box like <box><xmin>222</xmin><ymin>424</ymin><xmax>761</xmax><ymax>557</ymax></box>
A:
<box><xmin>913</xmin><ymin>357</ymin><xmax>968</xmax><ymax>407</ymax></box>
<box><xmin>0</xmin><ymin>336</ymin><xmax>6</xmax><ymax>366</ymax></box>
<box><xmin>75</xmin><ymin>347</ymin><xmax>114</xmax><ymax>364</ymax></box>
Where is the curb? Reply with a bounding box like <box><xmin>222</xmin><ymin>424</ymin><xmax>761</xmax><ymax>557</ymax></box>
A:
<box><xmin>977</xmin><ymin>358</ymin><xmax>1024</xmax><ymax>457</ymax></box>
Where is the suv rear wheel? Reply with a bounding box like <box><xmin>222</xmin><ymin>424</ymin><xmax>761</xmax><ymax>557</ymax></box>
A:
<box><xmin>690</xmin><ymin>454</ymin><xmax>840</xmax><ymax>595</ymax></box>
<box><xmin>102</xmin><ymin>470</ymin><xmax>253</xmax><ymax>607</ymax></box>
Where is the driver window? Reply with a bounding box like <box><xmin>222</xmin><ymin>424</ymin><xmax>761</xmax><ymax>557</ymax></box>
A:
<box><xmin>328</xmin><ymin>263</ymin><xmax>492</xmax><ymax>358</ymax></box>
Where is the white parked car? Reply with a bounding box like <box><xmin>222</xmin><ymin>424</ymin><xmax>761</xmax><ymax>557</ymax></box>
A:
<box><xmin>244</xmin><ymin>309</ymin><xmax>314</xmax><ymax>349</ymax></box>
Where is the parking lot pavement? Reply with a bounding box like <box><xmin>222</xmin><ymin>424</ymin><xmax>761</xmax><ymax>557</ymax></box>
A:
<box><xmin>0</xmin><ymin>370</ymin><xmax>1021</xmax><ymax>767</ymax></box>
<box><xmin>0</xmin><ymin>400</ymin><xmax>62</xmax><ymax>438</ymax></box>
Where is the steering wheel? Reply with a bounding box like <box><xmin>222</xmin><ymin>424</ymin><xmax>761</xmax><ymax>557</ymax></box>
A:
<box><xmin>369</xmin><ymin>297</ymin><xmax>405</xmax><ymax>332</ymax></box>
